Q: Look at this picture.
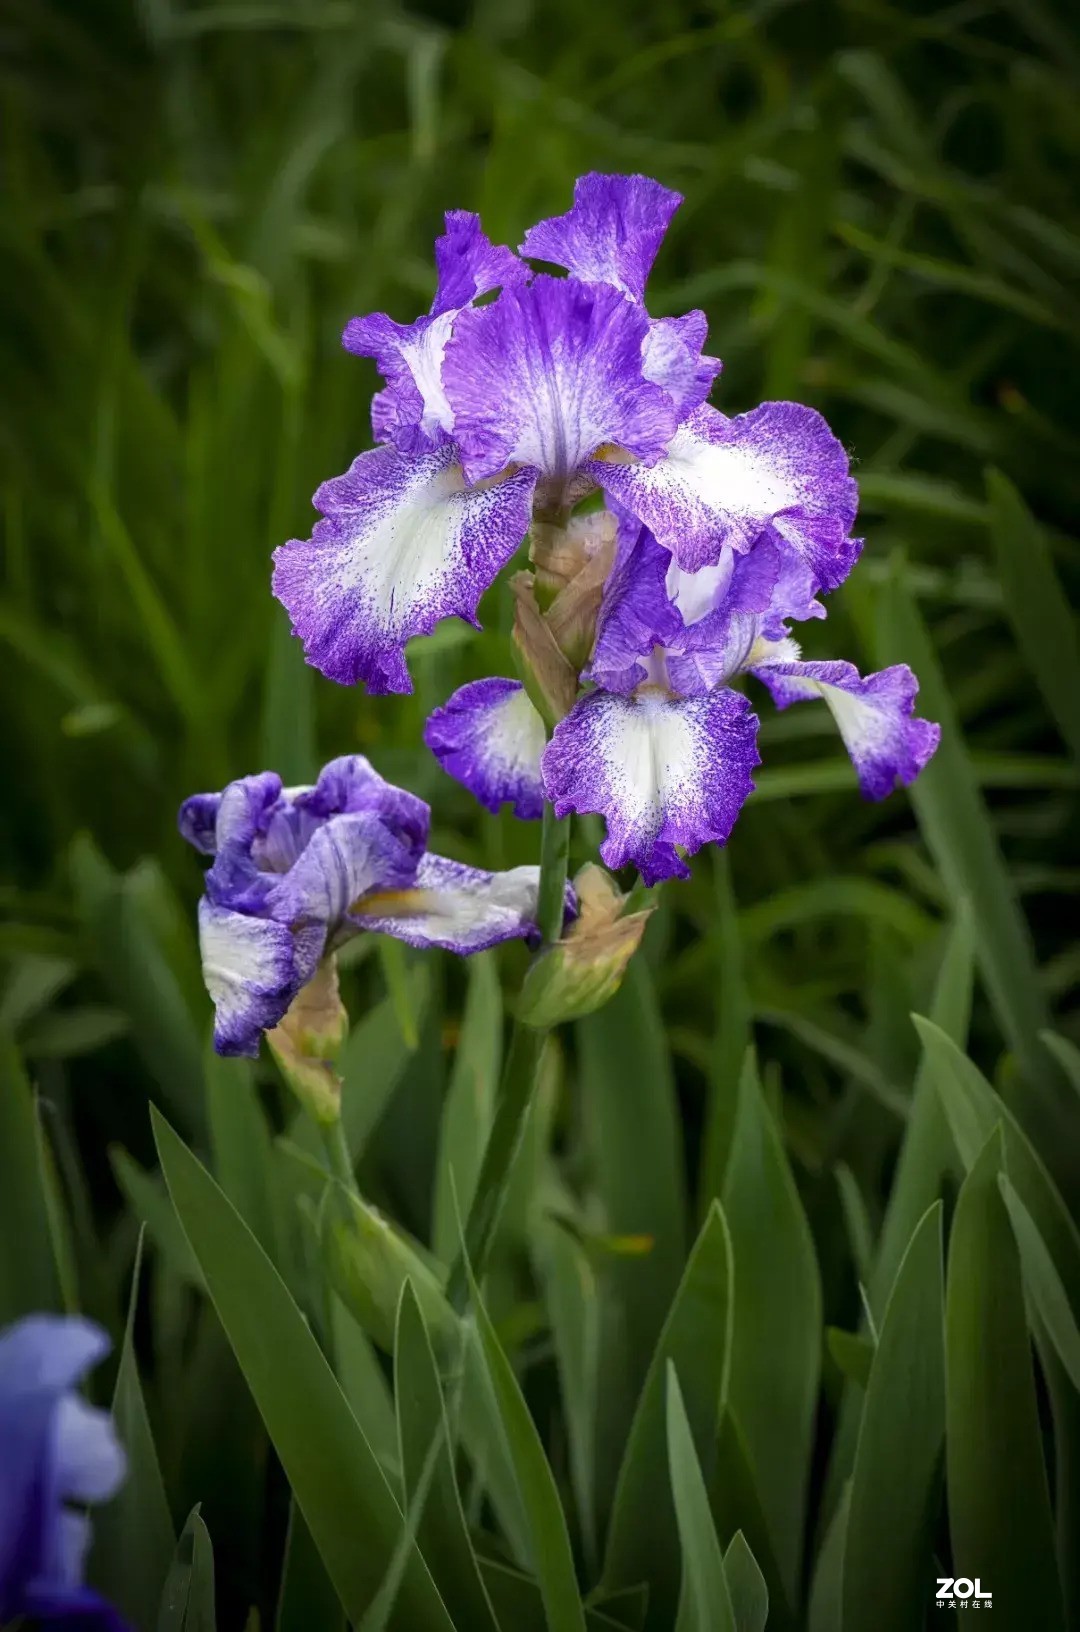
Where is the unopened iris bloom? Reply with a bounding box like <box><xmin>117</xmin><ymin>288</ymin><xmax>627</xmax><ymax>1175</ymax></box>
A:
<box><xmin>179</xmin><ymin>755</ymin><xmax>569</xmax><ymax>1056</ymax></box>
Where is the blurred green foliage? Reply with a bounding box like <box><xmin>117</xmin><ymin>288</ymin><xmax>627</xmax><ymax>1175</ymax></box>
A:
<box><xmin>2</xmin><ymin>0</ymin><xmax>1079</xmax><ymax>1628</ymax></box>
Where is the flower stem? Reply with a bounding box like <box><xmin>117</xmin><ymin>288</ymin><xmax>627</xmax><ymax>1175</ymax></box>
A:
<box><xmin>447</xmin><ymin>802</ymin><xmax>570</xmax><ymax>1311</ymax></box>
<box><xmin>321</xmin><ymin>1115</ymin><xmax>358</xmax><ymax>1197</ymax></box>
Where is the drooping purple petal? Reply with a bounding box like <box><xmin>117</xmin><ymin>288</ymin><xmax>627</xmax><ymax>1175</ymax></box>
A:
<box><xmin>424</xmin><ymin>678</ymin><xmax>546</xmax><ymax>819</ymax></box>
<box><xmin>272</xmin><ymin>442</ymin><xmax>536</xmax><ymax>693</ymax></box>
<box><xmin>275</xmin><ymin>812</ymin><xmax>420</xmax><ymax>954</ymax></box>
<box><xmin>753</xmin><ymin>657</ymin><xmax>940</xmax><ymax>799</ymax></box>
<box><xmin>197</xmin><ymin>900</ymin><xmax>301</xmax><ymax>1057</ymax></box>
<box><xmin>443</xmin><ymin>274</ymin><xmax>678</xmax><ymax>484</ymax></box>
<box><xmin>520</xmin><ymin>172</ymin><xmax>682</xmax><ymax>300</ymax></box>
<box><xmin>352</xmin><ymin>853</ymin><xmax>562</xmax><ymax>953</ymax></box>
<box><xmin>591</xmin><ymin>400</ymin><xmax>860</xmax><ymax>581</ymax></box>
<box><xmin>542</xmin><ymin>686</ymin><xmax>760</xmax><ymax>885</ymax></box>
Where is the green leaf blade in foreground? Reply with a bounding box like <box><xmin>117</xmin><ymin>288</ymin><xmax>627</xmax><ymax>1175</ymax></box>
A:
<box><xmin>467</xmin><ymin>1263</ymin><xmax>587</xmax><ymax>1632</ymax></box>
<box><xmin>0</xmin><ymin>1036</ymin><xmax>62</xmax><ymax>1320</ymax></box>
<box><xmin>987</xmin><ymin>468</ymin><xmax>1080</xmax><ymax>765</ymax></box>
<box><xmin>432</xmin><ymin>950</ymin><xmax>502</xmax><ymax>1264</ymax></box>
<box><xmin>999</xmin><ymin>1174</ymin><xmax>1080</xmax><ymax>1392</ymax></box>
<box><xmin>722</xmin><ymin>1531</ymin><xmax>768</xmax><ymax>1632</ymax></box>
<box><xmin>394</xmin><ymin>1281</ymin><xmax>499</xmax><ymax>1632</ymax></box>
<box><xmin>151</xmin><ymin>1108</ymin><xmax>453</xmax><ymax>1632</ymax></box>
<box><xmin>946</xmin><ymin>1130</ymin><xmax>1063</xmax><ymax>1630</ymax></box>
<box><xmin>157</xmin><ymin>1507</ymin><xmax>216</xmax><ymax>1632</ymax></box>
<box><xmin>602</xmin><ymin>1202</ymin><xmax>734</xmax><ymax>1631</ymax></box>
<box><xmin>665</xmin><ymin>1364</ymin><xmax>736</xmax><ymax>1632</ymax></box>
<box><xmin>842</xmin><ymin>1203</ymin><xmax>945</xmax><ymax>1632</ymax></box>
<box><xmin>90</xmin><ymin>1232</ymin><xmax>175</xmax><ymax>1629</ymax></box>
<box><xmin>721</xmin><ymin>1050</ymin><xmax>821</xmax><ymax>1600</ymax></box>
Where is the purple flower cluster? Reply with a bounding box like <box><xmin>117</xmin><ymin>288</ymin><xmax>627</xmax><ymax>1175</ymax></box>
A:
<box><xmin>179</xmin><ymin>755</ymin><xmax>566</xmax><ymax>1056</ymax></box>
<box><xmin>0</xmin><ymin>1316</ymin><xmax>127</xmax><ymax>1631</ymax></box>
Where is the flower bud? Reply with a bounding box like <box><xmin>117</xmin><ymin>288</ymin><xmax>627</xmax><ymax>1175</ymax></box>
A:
<box><xmin>323</xmin><ymin>1187</ymin><xmax>458</xmax><ymax>1355</ymax></box>
<box><xmin>517</xmin><ymin>863</ymin><xmax>653</xmax><ymax>1028</ymax></box>
<box><xmin>266</xmin><ymin>956</ymin><xmax>348</xmax><ymax>1126</ymax></box>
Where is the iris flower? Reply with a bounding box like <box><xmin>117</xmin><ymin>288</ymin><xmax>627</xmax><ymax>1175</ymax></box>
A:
<box><xmin>180</xmin><ymin>754</ymin><xmax>570</xmax><ymax>1056</ymax></box>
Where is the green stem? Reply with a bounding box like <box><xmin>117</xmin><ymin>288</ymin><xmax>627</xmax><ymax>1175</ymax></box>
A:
<box><xmin>321</xmin><ymin>1115</ymin><xmax>358</xmax><ymax>1196</ymax></box>
<box><xmin>447</xmin><ymin>802</ymin><xmax>571</xmax><ymax>1310</ymax></box>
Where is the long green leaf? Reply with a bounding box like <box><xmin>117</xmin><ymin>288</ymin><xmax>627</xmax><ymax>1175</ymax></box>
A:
<box><xmin>157</xmin><ymin>1508</ymin><xmax>216</xmax><ymax>1632</ymax></box>
<box><xmin>999</xmin><ymin>1175</ymin><xmax>1080</xmax><ymax>1391</ymax></box>
<box><xmin>276</xmin><ymin>1503</ymin><xmax>345</xmax><ymax>1632</ymax></box>
<box><xmin>394</xmin><ymin>1281</ymin><xmax>499</xmax><ymax>1631</ymax></box>
<box><xmin>721</xmin><ymin>1049</ymin><xmax>820</xmax><ymax>1600</ymax></box>
<box><xmin>874</xmin><ymin>559</ymin><xmax>1060</xmax><ymax>1129</ymax></box>
<box><xmin>466</xmin><ymin>1261</ymin><xmax>587</xmax><ymax>1632</ymax></box>
<box><xmin>946</xmin><ymin>1130</ymin><xmax>1063</xmax><ymax>1629</ymax></box>
<box><xmin>666</xmin><ymin>1364</ymin><xmax>736</xmax><ymax>1632</ymax></box>
<box><xmin>0</xmin><ymin>1035</ymin><xmax>61</xmax><ymax>1320</ymax></box>
<box><xmin>722</xmin><ymin>1532</ymin><xmax>769</xmax><ymax>1632</ymax></box>
<box><xmin>842</xmin><ymin>1203</ymin><xmax>945</xmax><ymax>1632</ymax></box>
<box><xmin>603</xmin><ymin>1203</ymin><xmax>734</xmax><ymax>1630</ymax></box>
<box><xmin>91</xmin><ymin>1231</ymin><xmax>176</xmax><ymax>1628</ymax></box>
<box><xmin>152</xmin><ymin>1108</ymin><xmax>454</xmax><ymax>1630</ymax></box>
<box><xmin>432</xmin><ymin>951</ymin><xmax>502</xmax><ymax>1264</ymax></box>
<box><xmin>987</xmin><ymin>468</ymin><xmax>1080</xmax><ymax>764</ymax></box>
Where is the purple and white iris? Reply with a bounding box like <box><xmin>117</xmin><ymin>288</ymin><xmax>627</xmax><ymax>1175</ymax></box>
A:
<box><xmin>179</xmin><ymin>755</ymin><xmax>562</xmax><ymax>1056</ymax></box>
<box><xmin>266</xmin><ymin>169</ymin><xmax>937</xmax><ymax>890</ymax></box>
<box><xmin>0</xmin><ymin>1315</ymin><xmax>127</xmax><ymax>1631</ymax></box>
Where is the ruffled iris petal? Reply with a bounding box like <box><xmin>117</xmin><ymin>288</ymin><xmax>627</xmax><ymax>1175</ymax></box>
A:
<box><xmin>272</xmin><ymin>442</ymin><xmax>536</xmax><ymax>693</ymax></box>
<box><xmin>443</xmin><ymin>275</ymin><xmax>677</xmax><ymax>484</ymax></box>
<box><xmin>542</xmin><ymin>687</ymin><xmax>760</xmax><ymax>886</ymax></box>
<box><xmin>520</xmin><ymin>171</ymin><xmax>682</xmax><ymax>300</ymax></box>
<box><xmin>753</xmin><ymin>658</ymin><xmax>940</xmax><ymax>799</ymax></box>
<box><xmin>642</xmin><ymin>312</ymin><xmax>722</xmax><ymax>417</ymax></box>
<box><xmin>345</xmin><ymin>211</ymin><xmax>526</xmax><ymax>453</ymax></box>
<box><xmin>353</xmin><ymin>853</ymin><xmax>554</xmax><ymax>953</ymax></box>
<box><xmin>424</xmin><ymin>678</ymin><xmax>546</xmax><ymax>819</ymax></box>
<box><xmin>587</xmin><ymin>526</ymin><xmax>682</xmax><ymax>694</ymax></box>
<box><xmin>593</xmin><ymin>400</ymin><xmax>860</xmax><ymax>582</ymax></box>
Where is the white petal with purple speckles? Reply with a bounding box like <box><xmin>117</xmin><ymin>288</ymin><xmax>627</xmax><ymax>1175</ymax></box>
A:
<box><xmin>424</xmin><ymin>678</ymin><xmax>546</xmax><ymax>819</ymax></box>
<box><xmin>542</xmin><ymin>687</ymin><xmax>760</xmax><ymax>885</ymax></box>
<box><xmin>443</xmin><ymin>275</ymin><xmax>677</xmax><ymax>484</ymax></box>
<box><xmin>520</xmin><ymin>172</ymin><xmax>682</xmax><ymax>300</ymax></box>
<box><xmin>592</xmin><ymin>401</ymin><xmax>860</xmax><ymax>581</ymax></box>
<box><xmin>753</xmin><ymin>656</ymin><xmax>940</xmax><ymax>799</ymax></box>
<box><xmin>197</xmin><ymin>900</ymin><xmax>300</xmax><ymax>1057</ymax></box>
<box><xmin>352</xmin><ymin>853</ymin><xmax>552</xmax><ymax>952</ymax></box>
<box><xmin>272</xmin><ymin>442</ymin><xmax>536</xmax><ymax>693</ymax></box>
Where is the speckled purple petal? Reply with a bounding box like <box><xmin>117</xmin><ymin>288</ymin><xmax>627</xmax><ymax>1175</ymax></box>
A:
<box><xmin>753</xmin><ymin>657</ymin><xmax>940</xmax><ymax>799</ymax></box>
<box><xmin>353</xmin><ymin>853</ymin><xmax>557</xmax><ymax>952</ymax></box>
<box><xmin>198</xmin><ymin>772</ymin><xmax>284</xmax><ymax>913</ymax></box>
<box><xmin>431</xmin><ymin>210</ymin><xmax>527</xmax><ymax>316</ymax></box>
<box><xmin>294</xmin><ymin>755</ymin><xmax>430</xmax><ymax>862</ymax></box>
<box><xmin>664</xmin><ymin>542</ymin><xmax>784</xmax><ymax>695</ymax></box>
<box><xmin>591</xmin><ymin>400</ymin><xmax>860</xmax><ymax>580</ymax></box>
<box><xmin>643</xmin><ymin>312</ymin><xmax>722</xmax><ymax>417</ymax></box>
<box><xmin>197</xmin><ymin>899</ymin><xmax>301</xmax><ymax>1057</ymax></box>
<box><xmin>443</xmin><ymin>274</ymin><xmax>677</xmax><ymax>484</ymax></box>
<box><xmin>587</xmin><ymin>526</ymin><xmax>682</xmax><ymax>693</ymax></box>
<box><xmin>272</xmin><ymin>812</ymin><xmax>421</xmax><ymax>966</ymax></box>
<box><xmin>272</xmin><ymin>443</ymin><xmax>536</xmax><ymax>693</ymax></box>
<box><xmin>424</xmin><ymin>678</ymin><xmax>546</xmax><ymax>819</ymax></box>
<box><xmin>542</xmin><ymin>686</ymin><xmax>760</xmax><ymax>885</ymax></box>
<box><xmin>520</xmin><ymin>172</ymin><xmax>682</xmax><ymax>300</ymax></box>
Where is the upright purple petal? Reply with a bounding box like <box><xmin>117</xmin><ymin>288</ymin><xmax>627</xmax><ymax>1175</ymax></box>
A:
<box><xmin>592</xmin><ymin>400</ymin><xmax>860</xmax><ymax>581</ymax></box>
<box><xmin>753</xmin><ymin>657</ymin><xmax>940</xmax><ymax>798</ymax></box>
<box><xmin>294</xmin><ymin>756</ymin><xmax>430</xmax><ymax>861</ymax></box>
<box><xmin>520</xmin><ymin>172</ymin><xmax>682</xmax><ymax>300</ymax></box>
<box><xmin>352</xmin><ymin>852</ymin><xmax>562</xmax><ymax>953</ymax></box>
<box><xmin>424</xmin><ymin>678</ymin><xmax>546</xmax><ymax>819</ymax></box>
<box><xmin>642</xmin><ymin>311</ymin><xmax>722</xmax><ymax>417</ymax></box>
<box><xmin>431</xmin><ymin>210</ymin><xmax>527</xmax><ymax>316</ymax></box>
<box><xmin>443</xmin><ymin>275</ymin><xmax>677</xmax><ymax>484</ymax></box>
<box><xmin>587</xmin><ymin>526</ymin><xmax>682</xmax><ymax>693</ymax></box>
<box><xmin>542</xmin><ymin>687</ymin><xmax>760</xmax><ymax>885</ymax></box>
<box><xmin>272</xmin><ymin>442</ymin><xmax>536</xmax><ymax>693</ymax></box>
